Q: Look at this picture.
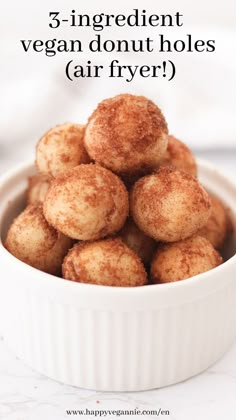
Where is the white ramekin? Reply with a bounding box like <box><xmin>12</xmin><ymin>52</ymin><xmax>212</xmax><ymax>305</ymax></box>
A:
<box><xmin>0</xmin><ymin>160</ymin><xmax>236</xmax><ymax>392</ymax></box>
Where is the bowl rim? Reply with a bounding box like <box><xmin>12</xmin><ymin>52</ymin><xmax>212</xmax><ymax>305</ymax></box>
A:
<box><xmin>0</xmin><ymin>159</ymin><xmax>236</xmax><ymax>299</ymax></box>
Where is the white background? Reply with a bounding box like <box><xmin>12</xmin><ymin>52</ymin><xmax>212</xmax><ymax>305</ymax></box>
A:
<box><xmin>0</xmin><ymin>0</ymin><xmax>236</xmax><ymax>171</ymax></box>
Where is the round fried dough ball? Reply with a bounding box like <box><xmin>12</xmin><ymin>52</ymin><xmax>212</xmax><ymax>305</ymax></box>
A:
<box><xmin>119</xmin><ymin>218</ymin><xmax>156</xmax><ymax>265</ymax></box>
<box><xmin>159</xmin><ymin>135</ymin><xmax>197</xmax><ymax>176</ymax></box>
<box><xmin>84</xmin><ymin>94</ymin><xmax>168</xmax><ymax>176</ymax></box>
<box><xmin>130</xmin><ymin>167</ymin><xmax>211</xmax><ymax>242</ymax></box>
<box><xmin>27</xmin><ymin>174</ymin><xmax>51</xmax><ymax>205</ymax></box>
<box><xmin>62</xmin><ymin>238</ymin><xmax>147</xmax><ymax>287</ymax></box>
<box><xmin>36</xmin><ymin>123</ymin><xmax>90</xmax><ymax>177</ymax></box>
<box><xmin>43</xmin><ymin>164</ymin><xmax>129</xmax><ymax>241</ymax></box>
<box><xmin>151</xmin><ymin>235</ymin><xmax>223</xmax><ymax>284</ymax></box>
<box><xmin>4</xmin><ymin>204</ymin><xmax>73</xmax><ymax>275</ymax></box>
<box><xmin>198</xmin><ymin>195</ymin><xmax>231</xmax><ymax>249</ymax></box>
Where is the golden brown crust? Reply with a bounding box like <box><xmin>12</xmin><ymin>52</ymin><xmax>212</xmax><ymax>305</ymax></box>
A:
<box><xmin>36</xmin><ymin>123</ymin><xmax>90</xmax><ymax>177</ymax></box>
<box><xmin>151</xmin><ymin>235</ymin><xmax>223</xmax><ymax>283</ymax></box>
<box><xmin>43</xmin><ymin>164</ymin><xmax>129</xmax><ymax>241</ymax></box>
<box><xmin>62</xmin><ymin>238</ymin><xmax>147</xmax><ymax>287</ymax></box>
<box><xmin>130</xmin><ymin>167</ymin><xmax>211</xmax><ymax>242</ymax></box>
<box><xmin>198</xmin><ymin>194</ymin><xmax>232</xmax><ymax>249</ymax></box>
<box><xmin>84</xmin><ymin>94</ymin><xmax>168</xmax><ymax>176</ymax></box>
<box><xmin>119</xmin><ymin>217</ymin><xmax>156</xmax><ymax>265</ymax></box>
<box><xmin>159</xmin><ymin>135</ymin><xmax>197</xmax><ymax>176</ymax></box>
<box><xmin>4</xmin><ymin>204</ymin><xmax>73</xmax><ymax>275</ymax></box>
<box><xmin>27</xmin><ymin>174</ymin><xmax>51</xmax><ymax>205</ymax></box>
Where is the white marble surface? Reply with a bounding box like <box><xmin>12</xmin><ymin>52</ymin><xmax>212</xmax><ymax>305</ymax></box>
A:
<box><xmin>0</xmin><ymin>152</ymin><xmax>236</xmax><ymax>420</ymax></box>
<box><xmin>0</xmin><ymin>335</ymin><xmax>236</xmax><ymax>420</ymax></box>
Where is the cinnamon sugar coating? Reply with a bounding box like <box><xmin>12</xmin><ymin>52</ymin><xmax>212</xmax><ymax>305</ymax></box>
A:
<box><xmin>27</xmin><ymin>174</ymin><xmax>51</xmax><ymax>205</ymax></box>
<box><xmin>159</xmin><ymin>135</ymin><xmax>197</xmax><ymax>176</ymax></box>
<box><xmin>6</xmin><ymin>94</ymin><xmax>229</xmax><ymax>286</ymax></box>
<box><xmin>151</xmin><ymin>235</ymin><xmax>223</xmax><ymax>283</ymax></box>
<box><xmin>62</xmin><ymin>238</ymin><xmax>147</xmax><ymax>287</ymax></box>
<box><xmin>36</xmin><ymin>123</ymin><xmax>90</xmax><ymax>177</ymax></box>
<box><xmin>198</xmin><ymin>194</ymin><xmax>231</xmax><ymax>249</ymax></box>
<box><xmin>130</xmin><ymin>167</ymin><xmax>211</xmax><ymax>242</ymax></box>
<box><xmin>84</xmin><ymin>94</ymin><xmax>168</xmax><ymax>176</ymax></box>
<box><xmin>119</xmin><ymin>218</ymin><xmax>156</xmax><ymax>265</ymax></box>
<box><xmin>43</xmin><ymin>164</ymin><xmax>129</xmax><ymax>241</ymax></box>
<box><xmin>4</xmin><ymin>204</ymin><xmax>73</xmax><ymax>275</ymax></box>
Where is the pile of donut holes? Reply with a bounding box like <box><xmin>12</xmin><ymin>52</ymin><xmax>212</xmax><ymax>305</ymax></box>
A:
<box><xmin>5</xmin><ymin>94</ymin><xmax>231</xmax><ymax>286</ymax></box>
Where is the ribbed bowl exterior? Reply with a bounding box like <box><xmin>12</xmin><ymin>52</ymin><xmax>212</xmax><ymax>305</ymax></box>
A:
<box><xmin>0</xmin><ymin>160</ymin><xmax>236</xmax><ymax>391</ymax></box>
<box><xmin>1</xmin><ymin>272</ymin><xmax>236</xmax><ymax>391</ymax></box>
